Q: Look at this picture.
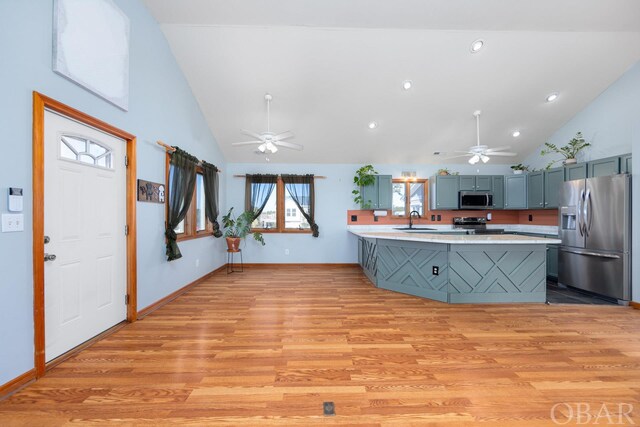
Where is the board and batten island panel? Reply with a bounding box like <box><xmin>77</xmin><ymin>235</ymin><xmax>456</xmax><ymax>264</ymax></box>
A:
<box><xmin>352</xmin><ymin>230</ymin><xmax>560</xmax><ymax>304</ymax></box>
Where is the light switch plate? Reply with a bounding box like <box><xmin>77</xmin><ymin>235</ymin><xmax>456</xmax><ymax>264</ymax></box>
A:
<box><xmin>2</xmin><ymin>214</ymin><xmax>24</xmax><ymax>232</ymax></box>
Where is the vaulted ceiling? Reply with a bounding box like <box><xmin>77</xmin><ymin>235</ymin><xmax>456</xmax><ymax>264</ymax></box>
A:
<box><xmin>143</xmin><ymin>0</ymin><xmax>640</xmax><ymax>164</ymax></box>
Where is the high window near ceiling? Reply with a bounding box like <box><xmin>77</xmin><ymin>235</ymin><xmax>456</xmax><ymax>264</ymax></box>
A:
<box><xmin>392</xmin><ymin>179</ymin><xmax>426</xmax><ymax>217</ymax></box>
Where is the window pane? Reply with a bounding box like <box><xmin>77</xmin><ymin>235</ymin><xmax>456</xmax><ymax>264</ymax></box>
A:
<box><xmin>61</xmin><ymin>135</ymin><xmax>86</xmax><ymax>153</ymax></box>
<box><xmin>174</xmin><ymin>219</ymin><xmax>185</xmax><ymax>234</ymax></box>
<box><xmin>392</xmin><ymin>183</ymin><xmax>406</xmax><ymax>216</ymax></box>
<box><xmin>196</xmin><ymin>174</ymin><xmax>206</xmax><ymax>231</ymax></box>
<box><xmin>409</xmin><ymin>183</ymin><xmax>424</xmax><ymax>215</ymax></box>
<box><xmin>252</xmin><ymin>189</ymin><xmax>277</xmax><ymax>229</ymax></box>
<box><xmin>89</xmin><ymin>141</ymin><xmax>107</xmax><ymax>157</ymax></box>
<box><xmin>284</xmin><ymin>184</ymin><xmax>310</xmax><ymax>229</ymax></box>
<box><xmin>60</xmin><ymin>141</ymin><xmax>77</xmax><ymax>160</ymax></box>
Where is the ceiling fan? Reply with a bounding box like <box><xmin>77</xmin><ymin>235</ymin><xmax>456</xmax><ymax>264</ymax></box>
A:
<box><xmin>232</xmin><ymin>93</ymin><xmax>303</xmax><ymax>154</ymax></box>
<box><xmin>445</xmin><ymin>110</ymin><xmax>517</xmax><ymax>164</ymax></box>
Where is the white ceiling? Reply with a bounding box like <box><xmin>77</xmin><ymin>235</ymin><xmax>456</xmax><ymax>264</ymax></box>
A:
<box><xmin>143</xmin><ymin>0</ymin><xmax>640</xmax><ymax>164</ymax></box>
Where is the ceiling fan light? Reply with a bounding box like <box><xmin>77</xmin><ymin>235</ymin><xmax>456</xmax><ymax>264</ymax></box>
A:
<box><xmin>512</xmin><ymin>130</ymin><xmax>521</xmax><ymax>137</ymax></box>
<box><xmin>470</xmin><ymin>39</ymin><xmax>484</xmax><ymax>53</ymax></box>
<box><xmin>546</xmin><ymin>92</ymin><xmax>559</xmax><ymax>103</ymax></box>
<box><xmin>402</xmin><ymin>80</ymin><xmax>413</xmax><ymax>90</ymax></box>
<box><xmin>468</xmin><ymin>154</ymin><xmax>480</xmax><ymax>165</ymax></box>
<box><xmin>258</xmin><ymin>144</ymin><xmax>266</xmax><ymax>153</ymax></box>
<box><xmin>368</xmin><ymin>121</ymin><xmax>378</xmax><ymax>129</ymax></box>
<box><xmin>481</xmin><ymin>154</ymin><xmax>490</xmax><ymax>163</ymax></box>
<box><xmin>270</xmin><ymin>145</ymin><xmax>278</xmax><ymax>153</ymax></box>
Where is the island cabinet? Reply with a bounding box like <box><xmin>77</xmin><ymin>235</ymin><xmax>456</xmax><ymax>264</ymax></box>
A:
<box><xmin>504</xmin><ymin>175</ymin><xmax>527</xmax><ymax>209</ymax></box>
<box><xmin>565</xmin><ymin>163</ymin><xmax>587</xmax><ymax>181</ymax></box>
<box><xmin>491</xmin><ymin>175</ymin><xmax>504</xmax><ymax>209</ymax></box>
<box><xmin>358</xmin><ymin>237</ymin><xmax>377</xmax><ymax>285</ymax></box>
<box><xmin>543</xmin><ymin>167</ymin><xmax>564</xmax><ymax>208</ymax></box>
<box><xmin>527</xmin><ymin>171</ymin><xmax>544</xmax><ymax>209</ymax></box>
<box><xmin>429</xmin><ymin>175</ymin><xmax>460</xmax><ymax>210</ymax></box>
<box><xmin>622</xmin><ymin>154</ymin><xmax>632</xmax><ymax>173</ymax></box>
<box><xmin>515</xmin><ymin>232</ymin><xmax>559</xmax><ymax>279</ymax></box>
<box><xmin>459</xmin><ymin>175</ymin><xmax>492</xmax><ymax>191</ymax></box>
<box><xmin>588</xmin><ymin>156</ymin><xmax>620</xmax><ymax>178</ymax></box>
<box><xmin>360</xmin><ymin>175</ymin><xmax>392</xmax><ymax>209</ymax></box>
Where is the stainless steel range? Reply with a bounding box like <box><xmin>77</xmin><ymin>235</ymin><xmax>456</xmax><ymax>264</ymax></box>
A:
<box><xmin>452</xmin><ymin>217</ymin><xmax>504</xmax><ymax>235</ymax></box>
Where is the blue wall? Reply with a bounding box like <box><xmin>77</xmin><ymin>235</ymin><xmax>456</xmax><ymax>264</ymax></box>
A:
<box><xmin>0</xmin><ymin>0</ymin><xmax>226</xmax><ymax>385</ymax></box>
<box><xmin>523</xmin><ymin>60</ymin><xmax>640</xmax><ymax>301</ymax></box>
<box><xmin>224</xmin><ymin>162</ymin><xmax>512</xmax><ymax>263</ymax></box>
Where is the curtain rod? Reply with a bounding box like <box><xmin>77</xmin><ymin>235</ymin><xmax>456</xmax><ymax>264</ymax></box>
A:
<box><xmin>234</xmin><ymin>174</ymin><xmax>326</xmax><ymax>179</ymax></box>
<box><xmin>157</xmin><ymin>140</ymin><xmax>222</xmax><ymax>172</ymax></box>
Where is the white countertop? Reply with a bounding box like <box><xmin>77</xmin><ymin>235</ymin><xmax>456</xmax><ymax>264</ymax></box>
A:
<box><xmin>347</xmin><ymin>224</ymin><xmax>559</xmax><ymax>235</ymax></box>
<box><xmin>348</xmin><ymin>228</ymin><xmax>561</xmax><ymax>245</ymax></box>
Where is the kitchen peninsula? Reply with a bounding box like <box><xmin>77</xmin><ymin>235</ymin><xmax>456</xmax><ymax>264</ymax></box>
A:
<box><xmin>350</xmin><ymin>228</ymin><xmax>561</xmax><ymax>304</ymax></box>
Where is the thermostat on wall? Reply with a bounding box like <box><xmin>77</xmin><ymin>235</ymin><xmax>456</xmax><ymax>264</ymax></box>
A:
<box><xmin>8</xmin><ymin>187</ymin><xmax>23</xmax><ymax>212</ymax></box>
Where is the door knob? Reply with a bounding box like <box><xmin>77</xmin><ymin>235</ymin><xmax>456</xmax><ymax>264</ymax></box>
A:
<box><xmin>44</xmin><ymin>253</ymin><xmax>57</xmax><ymax>262</ymax></box>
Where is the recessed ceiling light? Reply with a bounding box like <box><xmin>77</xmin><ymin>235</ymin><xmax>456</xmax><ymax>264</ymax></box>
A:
<box><xmin>470</xmin><ymin>39</ymin><xmax>484</xmax><ymax>53</ymax></box>
<box><xmin>512</xmin><ymin>130</ymin><xmax>521</xmax><ymax>137</ymax></box>
<box><xmin>368</xmin><ymin>121</ymin><xmax>378</xmax><ymax>129</ymax></box>
<box><xmin>402</xmin><ymin>80</ymin><xmax>413</xmax><ymax>90</ymax></box>
<box><xmin>546</xmin><ymin>92</ymin><xmax>559</xmax><ymax>102</ymax></box>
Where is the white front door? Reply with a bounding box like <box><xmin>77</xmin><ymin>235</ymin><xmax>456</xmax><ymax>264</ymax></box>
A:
<box><xmin>44</xmin><ymin>110</ymin><xmax>127</xmax><ymax>362</ymax></box>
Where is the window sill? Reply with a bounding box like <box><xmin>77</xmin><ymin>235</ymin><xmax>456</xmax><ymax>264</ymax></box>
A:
<box><xmin>176</xmin><ymin>232</ymin><xmax>214</xmax><ymax>242</ymax></box>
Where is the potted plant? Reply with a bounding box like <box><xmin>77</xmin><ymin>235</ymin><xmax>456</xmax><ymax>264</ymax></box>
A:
<box><xmin>352</xmin><ymin>165</ymin><xmax>378</xmax><ymax>208</ymax></box>
<box><xmin>541</xmin><ymin>132</ymin><xmax>590</xmax><ymax>168</ymax></box>
<box><xmin>437</xmin><ymin>168</ymin><xmax>450</xmax><ymax>176</ymax></box>
<box><xmin>221</xmin><ymin>207</ymin><xmax>265</xmax><ymax>251</ymax></box>
<box><xmin>510</xmin><ymin>163</ymin><xmax>529</xmax><ymax>174</ymax></box>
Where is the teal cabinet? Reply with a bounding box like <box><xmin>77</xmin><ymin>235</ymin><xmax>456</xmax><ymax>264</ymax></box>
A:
<box><xmin>491</xmin><ymin>175</ymin><xmax>504</xmax><ymax>209</ymax></box>
<box><xmin>360</xmin><ymin>175</ymin><xmax>392</xmax><ymax>209</ymax></box>
<box><xmin>565</xmin><ymin>163</ymin><xmax>587</xmax><ymax>181</ymax></box>
<box><xmin>459</xmin><ymin>175</ymin><xmax>491</xmax><ymax>191</ymax></box>
<box><xmin>527</xmin><ymin>172</ymin><xmax>544</xmax><ymax>209</ymax></box>
<box><xmin>547</xmin><ymin>244</ymin><xmax>558</xmax><ymax>280</ymax></box>
<box><xmin>429</xmin><ymin>175</ymin><xmax>460</xmax><ymax>210</ymax></box>
<box><xmin>588</xmin><ymin>156</ymin><xmax>620</xmax><ymax>178</ymax></box>
<box><xmin>504</xmin><ymin>175</ymin><xmax>527</xmax><ymax>209</ymax></box>
<box><xmin>544</xmin><ymin>167</ymin><xmax>564</xmax><ymax>209</ymax></box>
<box><xmin>359</xmin><ymin>237</ymin><xmax>377</xmax><ymax>285</ymax></box>
<box><xmin>622</xmin><ymin>154</ymin><xmax>632</xmax><ymax>173</ymax></box>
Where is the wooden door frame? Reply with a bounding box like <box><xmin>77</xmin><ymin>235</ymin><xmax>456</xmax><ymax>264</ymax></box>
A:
<box><xmin>32</xmin><ymin>92</ymin><xmax>137</xmax><ymax>378</ymax></box>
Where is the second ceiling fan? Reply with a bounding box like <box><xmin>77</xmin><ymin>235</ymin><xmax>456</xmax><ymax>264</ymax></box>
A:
<box><xmin>446</xmin><ymin>110</ymin><xmax>517</xmax><ymax>164</ymax></box>
<box><xmin>232</xmin><ymin>93</ymin><xmax>303</xmax><ymax>154</ymax></box>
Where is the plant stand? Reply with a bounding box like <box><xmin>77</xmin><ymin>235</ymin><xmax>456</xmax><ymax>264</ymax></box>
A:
<box><xmin>227</xmin><ymin>249</ymin><xmax>243</xmax><ymax>274</ymax></box>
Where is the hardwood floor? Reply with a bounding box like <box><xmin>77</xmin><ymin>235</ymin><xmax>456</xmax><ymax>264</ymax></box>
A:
<box><xmin>1</xmin><ymin>265</ymin><xmax>639</xmax><ymax>426</ymax></box>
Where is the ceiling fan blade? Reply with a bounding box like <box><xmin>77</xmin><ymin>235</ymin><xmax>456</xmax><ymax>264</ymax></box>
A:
<box><xmin>487</xmin><ymin>152</ymin><xmax>517</xmax><ymax>156</ymax></box>
<box><xmin>232</xmin><ymin>140</ymin><xmax>262</xmax><ymax>146</ymax></box>
<box><xmin>273</xmin><ymin>131</ymin><xmax>294</xmax><ymax>141</ymax></box>
<box><xmin>241</xmin><ymin>129</ymin><xmax>265</xmax><ymax>141</ymax></box>
<box><xmin>484</xmin><ymin>146</ymin><xmax>512</xmax><ymax>152</ymax></box>
<box><xmin>274</xmin><ymin>140</ymin><xmax>303</xmax><ymax>151</ymax></box>
<box><xmin>442</xmin><ymin>154</ymin><xmax>473</xmax><ymax>160</ymax></box>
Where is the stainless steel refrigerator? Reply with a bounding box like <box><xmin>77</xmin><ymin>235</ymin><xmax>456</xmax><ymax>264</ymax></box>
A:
<box><xmin>558</xmin><ymin>174</ymin><xmax>632</xmax><ymax>302</ymax></box>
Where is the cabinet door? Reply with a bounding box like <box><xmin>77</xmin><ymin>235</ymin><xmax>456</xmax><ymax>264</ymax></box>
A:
<box><xmin>434</xmin><ymin>176</ymin><xmax>460</xmax><ymax>209</ymax></box>
<box><xmin>527</xmin><ymin>172</ymin><xmax>544</xmax><ymax>209</ymax></box>
<box><xmin>475</xmin><ymin>176</ymin><xmax>492</xmax><ymax>191</ymax></box>
<box><xmin>547</xmin><ymin>244</ymin><xmax>558</xmax><ymax>279</ymax></box>
<box><xmin>459</xmin><ymin>176</ymin><xmax>475</xmax><ymax>191</ymax></box>
<box><xmin>360</xmin><ymin>179</ymin><xmax>379</xmax><ymax>209</ymax></box>
<box><xmin>588</xmin><ymin>156</ymin><xmax>620</xmax><ymax>178</ymax></box>
<box><xmin>544</xmin><ymin>167</ymin><xmax>564</xmax><ymax>208</ymax></box>
<box><xmin>564</xmin><ymin>163</ymin><xmax>587</xmax><ymax>181</ymax></box>
<box><xmin>504</xmin><ymin>175</ymin><xmax>527</xmax><ymax>209</ymax></box>
<box><xmin>621</xmin><ymin>154</ymin><xmax>632</xmax><ymax>173</ymax></box>
<box><xmin>491</xmin><ymin>175</ymin><xmax>504</xmax><ymax>209</ymax></box>
<box><xmin>377</xmin><ymin>175</ymin><xmax>393</xmax><ymax>209</ymax></box>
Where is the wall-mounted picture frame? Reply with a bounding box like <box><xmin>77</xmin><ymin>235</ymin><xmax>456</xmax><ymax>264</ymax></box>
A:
<box><xmin>53</xmin><ymin>0</ymin><xmax>130</xmax><ymax>111</ymax></box>
<box><xmin>138</xmin><ymin>180</ymin><xmax>165</xmax><ymax>204</ymax></box>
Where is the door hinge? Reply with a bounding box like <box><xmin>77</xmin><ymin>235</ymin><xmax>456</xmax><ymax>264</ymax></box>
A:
<box><xmin>125</xmin><ymin>294</ymin><xmax>130</xmax><ymax>305</ymax></box>
<box><xmin>125</xmin><ymin>225</ymin><xmax>129</xmax><ymax>236</ymax></box>
<box><xmin>125</xmin><ymin>155</ymin><xmax>129</xmax><ymax>167</ymax></box>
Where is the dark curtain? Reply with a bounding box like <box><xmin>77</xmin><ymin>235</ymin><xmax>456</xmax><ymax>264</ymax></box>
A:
<box><xmin>244</xmin><ymin>174</ymin><xmax>278</xmax><ymax>221</ymax></box>
<box><xmin>165</xmin><ymin>147</ymin><xmax>199</xmax><ymax>261</ymax></box>
<box><xmin>281</xmin><ymin>174</ymin><xmax>319</xmax><ymax>237</ymax></box>
<box><xmin>201</xmin><ymin>161</ymin><xmax>222</xmax><ymax>238</ymax></box>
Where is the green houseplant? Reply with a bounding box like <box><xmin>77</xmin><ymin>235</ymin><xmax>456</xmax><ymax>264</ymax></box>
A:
<box><xmin>510</xmin><ymin>163</ymin><xmax>529</xmax><ymax>174</ymax></box>
<box><xmin>437</xmin><ymin>168</ymin><xmax>450</xmax><ymax>176</ymax></box>
<box><xmin>352</xmin><ymin>165</ymin><xmax>378</xmax><ymax>208</ymax></box>
<box><xmin>221</xmin><ymin>207</ymin><xmax>265</xmax><ymax>251</ymax></box>
<box><xmin>541</xmin><ymin>132</ymin><xmax>590</xmax><ymax>169</ymax></box>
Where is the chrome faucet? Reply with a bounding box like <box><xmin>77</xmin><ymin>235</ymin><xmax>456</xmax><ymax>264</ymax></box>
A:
<box><xmin>409</xmin><ymin>210</ymin><xmax>421</xmax><ymax>229</ymax></box>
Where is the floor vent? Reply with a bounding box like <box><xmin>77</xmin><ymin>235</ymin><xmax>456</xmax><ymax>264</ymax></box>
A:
<box><xmin>323</xmin><ymin>401</ymin><xmax>335</xmax><ymax>416</ymax></box>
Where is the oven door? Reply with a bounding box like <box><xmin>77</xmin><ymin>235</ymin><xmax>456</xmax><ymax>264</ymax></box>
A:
<box><xmin>459</xmin><ymin>192</ymin><xmax>493</xmax><ymax>209</ymax></box>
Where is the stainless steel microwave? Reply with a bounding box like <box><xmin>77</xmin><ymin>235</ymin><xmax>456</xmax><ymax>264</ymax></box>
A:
<box><xmin>459</xmin><ymin>191</ymin><xmax>493</xmax><ymax>209</ymax></box>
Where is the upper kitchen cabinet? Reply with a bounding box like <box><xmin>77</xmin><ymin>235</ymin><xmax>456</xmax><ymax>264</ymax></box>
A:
<box><xmin>459</xmin><ymin>175</ymin><xmax>492</xmax><ymax>191</ymax></box>
<box><xmin>429</xmin><ymin>175</ymin><xmax>460</xmax><ymax>210</ymax></box>
<box><xmin>564</xmin><ymin>163</ymin><xmax>587</xmax><ymax>181</ymax></box>
<box><xmin>361</xmin><ymin>175</ymin><xmax>392</xmax><ymax>209</ymax></box>
<box><xmin>491</xmin><ymin>175</ymin><xmax>504</xmax><ymax>209</ymax></box>
<box><xmin>504</xmin><ymin>174</ymin><xmax>527</xmax><ymax>209</ymax></box>
<box><xmin>588</xmin><ymin>156</ymin><xmax>620</xmax><ymax>178</ymax></box>
<box><xmin>543</xmin><ymin>167</ymin><xmax>564</xmax><ymax>208</ymax></box>
<box><xmin>621</xmin><ymin>154</ymin><xmax>632</xmax><ymax>173</ymax></box>
<box><xmin>527</xmin><ymin>171</ymin><xmax>544</xmax><ymax>209</ymax></box>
